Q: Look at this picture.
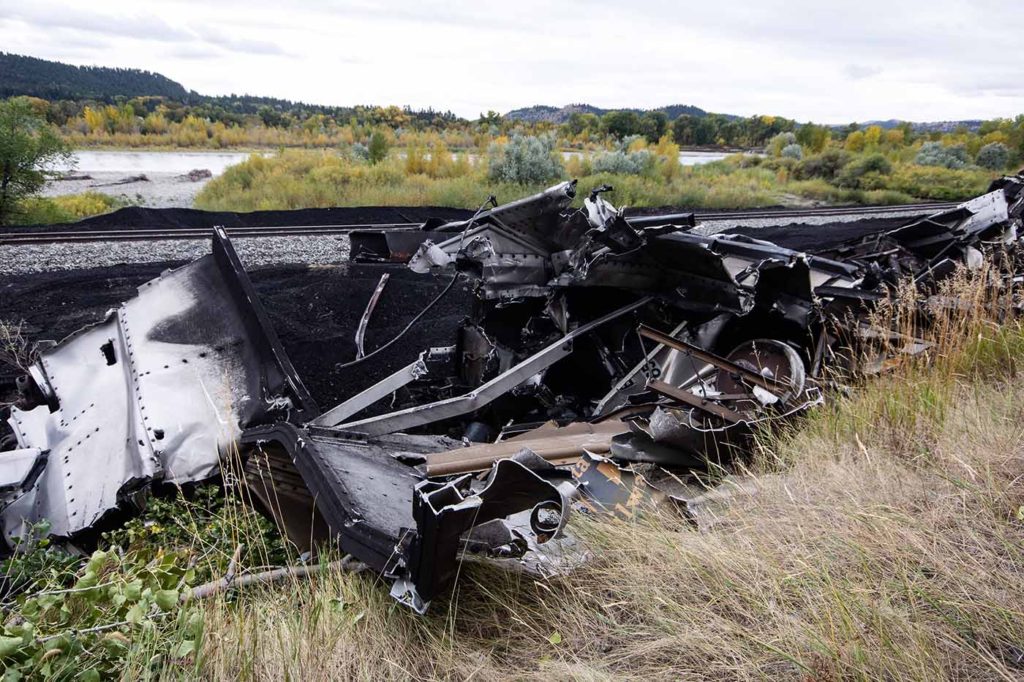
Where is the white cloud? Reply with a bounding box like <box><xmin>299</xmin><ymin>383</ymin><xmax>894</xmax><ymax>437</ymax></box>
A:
<box><xmin>1</xmin><ymin>0</ymin><xmax>1021</xmax><ymax>122</ymax></box>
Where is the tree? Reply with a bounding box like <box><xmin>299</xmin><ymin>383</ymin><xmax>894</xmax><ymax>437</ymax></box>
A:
<box><xmin>601</xmin><ymin>110</ymin><xmax>641</xmax><ymax>140</ymax></box>
<box><xmin>639</xmin><ymin>111</ymin><xmax>668</xmax><ymax>143</ymax></box>
<box><xmin>0</xmin><ymin>97</ymin><xmax>72</xmax><ymax>225</ymax></box>
<box><xmin>863</xmin><ymin>125</ymin><xmax>883</xmax><ymax>148</ymax></box>
<box><xmin>795</xmin><ymin>122</ymin><xmax>830</xmax><ymax>153</ymax></box>
<box><xmin>367</xmin><ymin>130</ymin><xmax>389</xmax><ymax>165</ymax></box>
<box><xmin>844</xmin><ymin>130</ymin><xmax>866</xmax><ymax>153</ymax></box>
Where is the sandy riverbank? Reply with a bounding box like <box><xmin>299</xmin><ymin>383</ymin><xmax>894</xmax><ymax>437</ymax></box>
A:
<box><xmin>42</xmin><ymin>170</ymin><xmax>213</xmax><ymax>208</ymax></box>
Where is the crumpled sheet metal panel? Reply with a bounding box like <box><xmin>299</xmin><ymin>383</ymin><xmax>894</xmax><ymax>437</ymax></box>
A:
<box><xmin>239</xmin><ymin>424</ymin><xmax>571</xmax><ymax>612</ymax></box>
<box><xmin>2</xmin><ymin>230</ymin><xmax>314</xmax><ymax>542</ymax></box>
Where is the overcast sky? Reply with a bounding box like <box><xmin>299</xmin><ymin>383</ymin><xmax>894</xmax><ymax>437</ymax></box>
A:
<box><xmin>1</xmin><ymin>0</ymin><xmax>1021</xmax><ymax>123</ymax></box>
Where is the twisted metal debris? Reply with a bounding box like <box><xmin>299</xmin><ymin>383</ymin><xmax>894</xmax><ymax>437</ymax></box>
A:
<box><xmin>3</xmin><ymin>175</ymin><xmax>1023</xmax><ymax>611</ymax></box>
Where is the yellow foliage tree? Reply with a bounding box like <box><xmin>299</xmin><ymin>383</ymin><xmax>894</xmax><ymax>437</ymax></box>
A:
<box><xmin>844</xmin><ymin>130</ymin><xmax>866</xmax><ymax>153</ymax></box>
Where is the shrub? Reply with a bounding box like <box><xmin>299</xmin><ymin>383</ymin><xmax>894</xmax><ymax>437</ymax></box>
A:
<box><xmin>889</xmin><ymin>164</ymin><xmax>993</xmax><ymax>200</ymax></box>
<box><xmin>590</xmin><ymin>149</ymin><xmax>653</xmax><ymax>175</ymax></box>
<box><xmin>767</xmin><ymin>132</ymin><xmax>797</xmax><ymax>156</ymax></box>
<box><xmin>12</xmin><ymin>192</ymin><xmax>122</xmax><ymax>225</ymax></box>
<box><xmin>350</xmin><ymin>142</ymin><xmax>369</xmax><ymax>161</ymax></box>
<box><xmin>486</xmin><ymin>133</ymin><xmax>564</xmax><ymax>185</ymax></box>
<box><xmin>835</xmin><ymin>153</ymin><xmax>893</xmax><ymax>189</ymax></box>
<box><xmin>781</xmin><ymin>143</ymin><xmax>804</xmax><ymax>160</ymax></box>
<box><xmin>915</xmin><ymin>141</ymin><xmax>969</xmax><ymax>169</ymax></box>
<box><xmin>794</xmin><ymin>149</ymin><xmax>851</xmax><ymax>181</ymax></box>
<box><xmin>975</xmin><ymin>142</ymin><xmax>1010</xmax><ymax>170</ymax></box>
<box><xmin>762</xmin><ymin>156</ymin><xmax>798</xmax><ymax>173</ymax></box>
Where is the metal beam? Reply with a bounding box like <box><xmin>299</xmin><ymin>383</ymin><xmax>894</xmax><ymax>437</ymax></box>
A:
<box><xmin>637</xmin><ymin>325</ymin><xmax>786</xmax><ymax>398</ymax></box>
<box><xmin>331</xmin><ymin>298</ymin><xmax>652</xmax><ymax>436</ymax></box>
<box><xmin>311</xmin><ymin>348</ymin><xmax>452</xmax><ymax>427</ymax></box>
<box><xmin>647</xmin><ymin>379</ymin><xmax>746</xmax><ymax>423</ymax></box>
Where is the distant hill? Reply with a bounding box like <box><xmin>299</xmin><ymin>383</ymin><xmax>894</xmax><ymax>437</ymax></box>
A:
<box><xmin>0</xmin><ymin>52</ymin><xmax>998</xmax><ymax>133</ymax></box>
<box><xmin>857</xmin><ymin>119</ymin><xmax>985</xmax><ymax>133</ymax></box>
<box><xmin>0</xmin><ymin>53</ymin><xmax>190</xmax><ymax>101</ymax></box>
<box><xmin>505</xmin><ymin>103</ymin><xmax>710</xmax><ymax>124</ymax></box>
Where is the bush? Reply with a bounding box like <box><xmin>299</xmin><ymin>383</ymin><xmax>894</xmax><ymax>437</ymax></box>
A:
<box><xmin>835</xmin><ymin>153</ymin><xmax>893</xmax><ymax>189</ymax></box>
<box><xmin>794</xmin><ymin>149</ymin><xmax>851</xmax><ymax>181</ymax></box>
<box><xmin>590</xmin><ymin>149</ymin><xmax>652</xmax><ymax>175</ymax></box>
<box><xmin>350</xmin><ymin>142</ymin><xmax>369</xmax><ymax>161</ymax></box>
<box><xmin>915</xmin><ymin>141</ymin><xmax>969</xmax><ymax>169</ymax></box>
<box><xmin>486</xmin><ymin>133</ymin><xmax>564</xmax><ymax>185</ymax></box>
<box><xmin>12</xmin><ymin>192</ymin><xmax>122</xmax><ymax>225</ymax></box>
<box><xmin>781</xmin><ymin>143</ymin><xmax>804</xmax><ymax>160</ymax></box>
<box><xmin>762</xmin><ymin>156</ymin><xmax>798</xmax><ymax>173</ymax></box>
<box><xmin>767</xmin><ymin>132</ymin><xmax>797</xmax><ymax>156</ymax></box>
<box><xmin>889</xmin><ymin>164</ymin><xmax>993</xmax><ymax>200</ymax></box>
<box><xmin>975</xmin><ymin>142</ymin><xmax>1010</xmax><ymax>170</ymax></box>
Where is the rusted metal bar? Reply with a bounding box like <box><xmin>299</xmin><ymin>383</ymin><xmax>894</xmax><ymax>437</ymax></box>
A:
<box><xmin>637</xmin><ymin>325</ymin><xmax>786</xmax><ymax>397</ymax></box>
<box><xmin>423</xmin><ymin>421</ymin><xmax>627</xmax><ymax>476</ymax></box>
<box><xmin>647</xmin><ymin>379</ymin><xmax>746</xmax><ymax>423</ymax></box>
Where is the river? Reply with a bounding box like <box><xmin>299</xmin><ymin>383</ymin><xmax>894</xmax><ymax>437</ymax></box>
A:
<box><xmin>57</xmin><ymin>150</ymin><xmax>255</xmax><ymax>175</ymax></box>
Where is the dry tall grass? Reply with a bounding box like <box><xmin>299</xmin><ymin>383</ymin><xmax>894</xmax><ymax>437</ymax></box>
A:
<box><xmin>194</xmin><ymin>270</ymin><xmax>1024</xmax><ymax>680</ymax></box>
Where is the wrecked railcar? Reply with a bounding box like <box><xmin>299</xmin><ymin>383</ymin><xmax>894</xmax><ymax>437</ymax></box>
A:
<box><xmin>3</xmin><ymin>175</ymin><xmax>1023</xmax><ymax>611</ymax></box>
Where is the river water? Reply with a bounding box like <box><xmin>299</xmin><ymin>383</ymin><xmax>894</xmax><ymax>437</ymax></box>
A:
<box><xmin>61</xmin><ymin>149</ymin><xmax>731</xmax><ymax>175</ymax></box>
<box><xmin>58</xmin><ymin>150</ymin><xmax>255</xmax><ymax>175</ymax></box>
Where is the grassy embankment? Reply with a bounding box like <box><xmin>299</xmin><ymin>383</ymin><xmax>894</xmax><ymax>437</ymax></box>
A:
<box><xmin>193</xmin><ymin>147</ymin><xmax>1000</xmax><ymax>214</ymax></box>
<box><xmin>10</xmin><ymin>135</ymin><xmax>1002</xmax><ymax>225</ymax></box>
<box><xmin>2</xmin><ymin>270</ymin><xmax>1023</xmax><ymax>679</ymax></box>
<box><xmin>10</xmin><ymin>192</ymin><xmax>126</xmax><ymax>226</ymax></box>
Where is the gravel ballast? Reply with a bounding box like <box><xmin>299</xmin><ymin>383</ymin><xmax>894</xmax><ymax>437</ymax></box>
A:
<box><xmin>0</xmin><ymin>208</ymin><xmax>933</xmax><ymax>276</ymax></box>
<box><xmin>0</xmin><ymin>235</ymin><xmax>352</xmax><ymax>275</ymax></box>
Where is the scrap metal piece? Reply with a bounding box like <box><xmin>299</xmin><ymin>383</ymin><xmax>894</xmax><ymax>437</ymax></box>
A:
<box><xmin>422</xmin><ymin>420</ymin><xmax>628</xmax><ymax>476</ymax></box>
<box><xmin>239</xmin><ymin>424</ymin><xmax>570</xmax><ymax>613</ymax></box>
<box><xmin>350</xmin><ymin>230</ymin><xmax>450</xmax><ymax>263</ymax></box>
<box><xmin>328</xmin><ymin>297</ymin><xmax>652</xmax><ymax>436</ymax></box>
<box><xmin>648</xmin><ymin>379</ymin><xmax>747</xmax><ymax>423</ymax></box>
<box><xmin>354</xmin><ymin>273</ymin><xmax>389</xmax><ymax>359</ymax></box>
<box><xmin>638</xmin><ymin>325</ymin><xmax>790</xmax><ymax>399</ymax></box>
<box><xmin>401</xmin><ymin>455</ymin><xmax>571</xmax><ymax>611</ymax></box>
<box><xmin>570</xmin><ymin>451</ymin><xmax>673</xmax><ymax>518</ymax></box>
<box><xmin>1</xmin><ymin>229</ymin><xmax>315</xmax><ymax>544</ymax></box>
<box><xmin>311</xmin><ymin>347</ymin><xmax>453</xmax><ymax>427</ymax></box>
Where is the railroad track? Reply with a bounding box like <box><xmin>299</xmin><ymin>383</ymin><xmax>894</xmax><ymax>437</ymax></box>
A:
<box><xmin>1</xmin><ymin>202</ymin><xmax>959</xmax><ymax>245</ymax></box>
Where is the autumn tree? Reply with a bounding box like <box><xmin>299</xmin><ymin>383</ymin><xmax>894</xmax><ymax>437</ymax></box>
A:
<box><xmin>0</xmin><ymin>97</ymin><xmax>72</xmax><ymax>225</ymax></box>
<box><xmin>367</xmin><ymin>130</ymin><xmax>389</xmax><ymax>164</ymax></box>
